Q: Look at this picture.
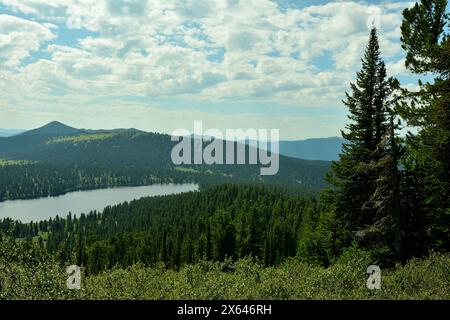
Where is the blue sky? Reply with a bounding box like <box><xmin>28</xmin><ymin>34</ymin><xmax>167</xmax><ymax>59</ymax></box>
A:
<box><xmin>0</xmin><ymin>0</ymin><xmax>427</xmax><ymax>139</ymax></box>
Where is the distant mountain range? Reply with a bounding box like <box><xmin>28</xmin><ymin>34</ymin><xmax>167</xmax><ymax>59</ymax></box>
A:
<box><xmin>247</xmin><ymin>137</ymin><xmax>344</xmax><ymax>161</ymax></box>
<box><xmin>278</xmin><ymin>138</ymin><xmax>344</xmax><ymax>161</ymax></box>
<box><xmin>0</xmin><ymin>129</ymin><xmax>24</xmax><ymax>137</ymax></box>
<box><xmin>2</xmin><ymin>122</ymin><xmax>344</xmax><ymax>161</ymax></box>
<box><xmin>18</xmin><ymin>121</ymin><xmax>144</xmax><ymax>136</ymax></box>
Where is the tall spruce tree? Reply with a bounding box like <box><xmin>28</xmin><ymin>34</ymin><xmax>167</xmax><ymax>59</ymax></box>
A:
<box><xmin>326</xmin><ymin>28</ymin><xmax>399</xmax><ymax>254</ymax></box>
<box><xmin>364</xmin><ymin>112</ymin><xmax>404</xmax><ymax>262</ymax></box>
<box><xmin>400</xmin><ymin>0</ymin><xmax>450</xmax><ymax>251</ymax></box>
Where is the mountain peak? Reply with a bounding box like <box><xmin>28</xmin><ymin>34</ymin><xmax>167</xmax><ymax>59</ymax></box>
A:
<box><xmin>21</xmin><ymin>121</ymin><xmax>80</xmax><ymax>136</ymax></box>
<box><xmin>47</xmin><ymin>121</ymin><xmax>66</xmax><ymax>126</ymax></box>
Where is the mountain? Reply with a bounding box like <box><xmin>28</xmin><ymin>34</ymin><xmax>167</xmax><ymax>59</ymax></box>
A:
<box><xmin>20</xmin><ymin>121</ymin><xmax>81</xmax><ymax>136</ymax></box>
<box><xmin>0</xmin><ymin>129</ymin><xmax>24</xmax><ymax>137</ymax></box>
<box><xmin>0</xmin><ymin>122</ymin><xmax>332</xmax><ymax>198</ymax></box>
<box><xmin>279</xmin><ymin>137</ymin><xmax>345</xmax><ymax>161</ymax></box>
<box><xmin>16</xmin><ymin>123</ymin><xmax>343</xmax><ymax>161</ymax></box>
<box><xmin>246</xmin><ymin>137</ymin><xmax>344</xmax><ymax>161</ymax></box>
<box><xmin>20</xmin><ymin>121</ymin><xmax>145</xmax><ymax>136</ymax></box>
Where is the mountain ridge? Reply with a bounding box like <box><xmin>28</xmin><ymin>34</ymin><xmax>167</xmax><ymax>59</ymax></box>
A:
<box><xmin>6</xmin><ymin>122</ymin><xmax>344</xmax><ymax>161</ymax></box>
<box><xmin>0</xmin><ymin>129</ymin><xmax>25</xmax><ymax>137</ymax></box>
<box><xmin>278</xmin><ymin>137</ymin><xmax>345</xmax><ymax>161</ymax></box>
<box><xmin>19</xmin><ymin>121</ymin><xmax>145</xmax><ymax>136</ymax></box>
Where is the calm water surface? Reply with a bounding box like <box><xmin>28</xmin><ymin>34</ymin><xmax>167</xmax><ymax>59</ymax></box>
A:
<box><xmin>0</xmin><ymin>184</ymin><xmax>198</xmax><ymax>222</ymax></box>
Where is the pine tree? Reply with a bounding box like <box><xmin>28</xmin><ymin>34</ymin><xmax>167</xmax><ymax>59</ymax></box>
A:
<box><xmin>326</xmin><ymin>28</ymin><xmax>398</xmax><ymax>252</ymax></box>
<box><xmin>362</xmin><ymin>113</ymin><xmax>403</xmax><ymax>262</ymax></box>
<box><xmin>76</xmin><ymin>231</ymin><xmax>87</xmax><ymax>266</ymax></box>
<box><xmin>296</xmin><ymin>207</ymin><xmax>315</xmax><ymax>261</ymax></box>
<box><xmin>400</xmin><ymin>0</ymin><xmax>450</xmax><ymax>251</ymax></box>
<box><xmin>211</xmin><ymin>209</ymin><xmax>236</xmax><ymax>261</ymax></box>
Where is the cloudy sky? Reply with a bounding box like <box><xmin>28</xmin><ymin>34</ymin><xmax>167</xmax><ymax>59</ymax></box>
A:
<box><xmin>0</xmin><ymin>0</ymin><xmax>424</xmax><ymax>139</ymax></box>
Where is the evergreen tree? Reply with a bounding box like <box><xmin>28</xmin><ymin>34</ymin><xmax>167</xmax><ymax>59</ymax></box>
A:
<box><xmin>326</xmin><ymin>28</ymin><xmax>398</xmax><ymax>253</ymax></box>
<box><xmin>211</xmin><ymin>209</ymin><xmax>236</xmax><ymax>261</ymax></box>
<box><xmin>75</xmin><ymin>231</ymin><xmax>87</xmax><ymax>266</ymax></box>
<box><xmin>296</xmin><ymin>207</ymin><xmax>315</xmax><ymax>261</ymax></box>
<box><xmin>362</xmin><ymin>113</ymin><xmax>403</xmax><ymax>262</ymax></box>
<box><xmin>400</xmin><ymin>0</ymin><xmax>450</xmax><ymax>251</ymax></box>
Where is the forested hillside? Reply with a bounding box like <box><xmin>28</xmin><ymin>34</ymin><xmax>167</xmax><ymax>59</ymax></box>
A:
<box><xmin>0</xmin><ymin>123</ymin><xmax>330</xmax><ymax>201</ymax></box>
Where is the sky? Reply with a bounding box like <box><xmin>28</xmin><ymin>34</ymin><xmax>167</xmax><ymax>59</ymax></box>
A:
<box><xmin>0</xmin><ymin>0</ymin><xmax>425</xmax><ymax>139</ymax></box>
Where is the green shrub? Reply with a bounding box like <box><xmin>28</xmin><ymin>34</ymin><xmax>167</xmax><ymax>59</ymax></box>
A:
<box><xmin>1</xmin><ymin>233</ymin><xmax>449</xmax><ymax>300</ymax></box>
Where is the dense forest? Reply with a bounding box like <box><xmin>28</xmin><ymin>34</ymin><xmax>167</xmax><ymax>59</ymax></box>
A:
<box><xmin>0</xmin><ymin>0</ymin><xmax>449</xmax><ymax>300</ymax></box>
<box><xmin>1</xmin><ymin>185</ymin><xmax>331</xmax><ymax>274</ymax></box>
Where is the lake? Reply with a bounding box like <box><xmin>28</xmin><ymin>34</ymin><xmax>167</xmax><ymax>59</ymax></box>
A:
<box><xmin>0</xmin><ymin>183</ymin><xmax>198</xmax><ymax>223</ymax></box>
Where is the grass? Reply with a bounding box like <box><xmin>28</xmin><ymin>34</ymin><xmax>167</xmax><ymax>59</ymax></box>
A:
<box><xmin>46</xmin><ymin>134</ymin><xmax>116</xmax><ymax>144</ymax></box>
<box><xmin>174</xmin><ymin>167</ymin><xmax>201</xmax><ymax>173</ymax></box>
<box><xmin>0</xmin><ymin>159</ymin><xmax>34</xmax><ymax>166</ymax></box>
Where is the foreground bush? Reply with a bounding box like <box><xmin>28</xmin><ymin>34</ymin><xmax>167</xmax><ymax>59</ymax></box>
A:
<box><xmin>1</xmin><ymin>234</ymin><xmax>449</xmax><ymax>300</ymax></box>
<box><xmin>81</xmin><ymin>250</ymin><xmax>449</xmax><ymax>300</ymax></box>
<box><xmin>0</xmin><ymin>233</ymin><xmax>76</xmax><ymax>300</ymax></box>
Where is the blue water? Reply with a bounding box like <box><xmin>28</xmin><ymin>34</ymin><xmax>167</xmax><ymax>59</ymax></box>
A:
<box><xmin>0</xmin><ymin>183</ymin><xmax>198</xmax><ymax>222</ymax></box>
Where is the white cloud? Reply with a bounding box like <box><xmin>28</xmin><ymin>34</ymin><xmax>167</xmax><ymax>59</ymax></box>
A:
<box><xmin>386</xmin><ymin>58</ymin><xmax>408</xmax><ymax>77</ymax></box>
<box><xmin>0</xmin><ymin>0</ymin><xmax>417</xmax><ymax>137</ymax></box>
<box><xmin>0</xmin><ymin>14</ymin><xmax>56</xmax><ymax>67</ymax></box>
<box><xmin>0</xmin><ymin>0</ymin><xmax>72</xmax><ymax>17</ymax></box>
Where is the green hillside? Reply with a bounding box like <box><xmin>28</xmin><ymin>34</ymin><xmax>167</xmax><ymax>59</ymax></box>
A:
<box><xmin>0</xmin><ymin>123</ymin><xmax>331</xmax><ymax>201</ymax></box>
